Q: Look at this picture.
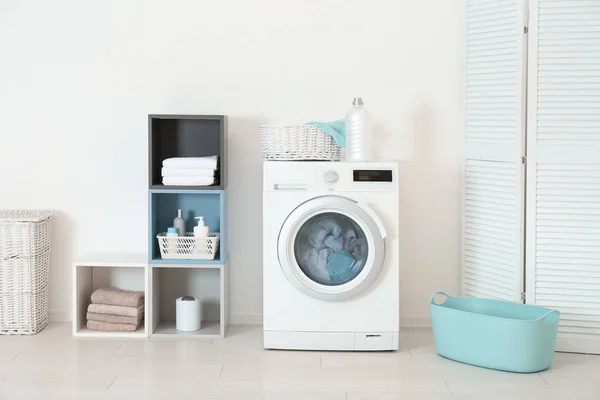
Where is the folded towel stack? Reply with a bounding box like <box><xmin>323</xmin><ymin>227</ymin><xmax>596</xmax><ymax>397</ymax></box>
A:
<box><xmin>86</xmin><ymin>287</ymin><xmax>145</xmax><ymax>332</ymax></box>
<box><xmin>162</xmin><ymin>156</ymin><xmax>219</xmax><ymax>186</ymax></box>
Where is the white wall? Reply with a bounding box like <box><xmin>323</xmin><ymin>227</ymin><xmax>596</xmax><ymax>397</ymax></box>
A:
<box><xmin>0</xmin><ymin>0</ymin><xmax>463</xmax><ymax>325</ymax></box>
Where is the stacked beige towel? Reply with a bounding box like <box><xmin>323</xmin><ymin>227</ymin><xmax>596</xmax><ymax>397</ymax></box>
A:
<box><xmin>86</xmin><ymin>287</ymin><xmax>145</xmax><ymax>332</ymax></box>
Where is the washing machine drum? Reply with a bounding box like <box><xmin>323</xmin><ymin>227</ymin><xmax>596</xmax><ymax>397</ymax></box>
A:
<box><xmin>277</xmin><ymin>195</ymin><xmax>387</xmax><ymax>301</ymax></box>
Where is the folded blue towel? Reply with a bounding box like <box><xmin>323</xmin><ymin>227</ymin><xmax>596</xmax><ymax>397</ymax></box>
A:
<box><xmin>306</xmin><ymin>120</ymin><xmax>346</xmax><ymax>147</ymax></box>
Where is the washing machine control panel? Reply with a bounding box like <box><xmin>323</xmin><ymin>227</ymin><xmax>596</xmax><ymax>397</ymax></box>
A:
<box><xmin>264</xmin><ymin>162</ymin><xmax>397</xmax><ymax>192</ymax></box>
<box><xmin>314</xmin><ymin>165</ymin><xmax>396</xmax><ymax>192</ymax></box>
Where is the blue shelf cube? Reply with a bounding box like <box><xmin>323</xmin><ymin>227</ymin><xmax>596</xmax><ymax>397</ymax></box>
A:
<box><xmin>149</xmin><ymin>189</ymin><xmax>227</xmax><ymax>264</ymax></box>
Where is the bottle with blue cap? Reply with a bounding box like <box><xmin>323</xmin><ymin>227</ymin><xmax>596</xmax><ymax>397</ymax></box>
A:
<box><xmin>166</xmin><ymin>227</ymin><xmax>179</xmax><ymax>254</ymax></box>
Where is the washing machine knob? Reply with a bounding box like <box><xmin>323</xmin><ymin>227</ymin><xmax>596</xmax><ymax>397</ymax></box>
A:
<box><xmin>324</xmin><ymin>170</ymin><xmax>339</xmax><ymax>184</ymax></box>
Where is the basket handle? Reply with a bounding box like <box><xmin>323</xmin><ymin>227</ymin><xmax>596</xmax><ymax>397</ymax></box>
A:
<box><xmin>540</xmin><ymin>309</ymin><xmax>560</xmax><ymax>324</ymax></box>
<box><xmin>430</xmin><ymin>291</ymin><xmax>451</xmax><ymax>305</ymax></box>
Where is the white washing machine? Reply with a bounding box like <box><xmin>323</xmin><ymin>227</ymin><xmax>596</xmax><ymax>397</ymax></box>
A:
<box><xmin>263</xmin><ymin>161</ymin><xmax>399</xmax><ymax>351</ymax></box>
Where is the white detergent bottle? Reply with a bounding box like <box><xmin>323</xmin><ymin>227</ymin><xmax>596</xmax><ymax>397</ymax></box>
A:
<box><xmin>345</xmin><ymin>97</ymin><xmax>372</xmax><ymax>161</ymax></box>
<box><xmin>194</xmin><ymin>216</ymin><xmax>209</xmax><ymax>238</ymax></box>
<box><xmin>174</xmin><ymin>209</ymin><xmax>186</xmax><ymax>236</ymax></box>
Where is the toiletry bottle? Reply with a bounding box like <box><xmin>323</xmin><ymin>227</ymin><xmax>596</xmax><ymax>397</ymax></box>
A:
<box><xmin>345</xmin><ymin>97</ymin><xmax>371</xmax><ymax>161</ymax></box>
<box><xmin>174</xmin><ymin>209</ymin><xmax>186</xmax><ymax>236</ymax></box>
<box><xmin>166</xmin><ymin>227</ymin><xmax>179</xmax><ymax>254</ymax></box>
<box><xmin>194</xmin><ymin>217</ymin><xmax>209</xmax><ymax>238</ymax></box>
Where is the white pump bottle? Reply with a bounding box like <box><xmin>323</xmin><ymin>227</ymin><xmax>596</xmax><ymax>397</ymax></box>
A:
<box><xmin>194</xmin><ymin>217</ymin><xmax>209</xmax><ymax>238</ymax></box>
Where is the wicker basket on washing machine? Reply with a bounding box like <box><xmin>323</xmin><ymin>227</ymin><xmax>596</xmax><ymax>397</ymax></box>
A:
<box><xmin>260</xmin><ymin>125</ymin><xmax>342</xmax><ymax>161</ymax></box>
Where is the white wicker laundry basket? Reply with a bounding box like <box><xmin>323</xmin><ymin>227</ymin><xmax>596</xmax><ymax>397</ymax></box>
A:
<box><xmin>260</xmin><ymin>125</ymin><xmax>342</xmax><ymax>161</ymax></box>
<box><xmin>0</xmin><ymin>210</ymin><xmax>52</xmax><ymax>335</ymax></box>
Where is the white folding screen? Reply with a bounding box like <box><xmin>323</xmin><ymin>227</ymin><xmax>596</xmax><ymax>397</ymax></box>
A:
<box><xmin>526</xmin><ymin>0</ymin><xmax>600</xmax><ymax>354</ymax></box>
<box><xmin>463</xmin><ymin>0</ymin><xmax>528</xmax><ymax>302</ymax></box>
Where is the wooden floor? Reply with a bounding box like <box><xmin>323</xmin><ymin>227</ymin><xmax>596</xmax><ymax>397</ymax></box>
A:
<box><xmin>0</xmin><ymin>323</ymin><xmax>598</xmax><ymax>399</ymax></box>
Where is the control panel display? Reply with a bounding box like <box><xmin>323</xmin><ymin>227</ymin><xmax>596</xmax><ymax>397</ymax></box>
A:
<box><xmin>353</xmin><ymin>170</ymin><xmax>393</xmax><ymax>182</ymax></box>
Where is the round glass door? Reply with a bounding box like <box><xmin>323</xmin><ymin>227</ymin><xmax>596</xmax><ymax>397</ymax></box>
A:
<box><xmin>278</xmin><ymin>196</ymin><xmax>386</xmax><ymax>301</ymax></box>
<box><xmin>294</xmin><ymin>212</ymin><xmax>369</xmax><ymax>286</ymax></box>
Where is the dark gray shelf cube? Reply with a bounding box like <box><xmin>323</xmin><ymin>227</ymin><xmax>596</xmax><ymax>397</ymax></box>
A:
<box><xmin>149</xmin><ymin>115</ymin><xmax>228</xmax><ymax>190</ymax></box>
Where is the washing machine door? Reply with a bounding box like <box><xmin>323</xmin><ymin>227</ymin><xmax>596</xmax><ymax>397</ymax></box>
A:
<box><xmin>277</xmin><ymin>195</ymin><xmax>387</xmax><ymax>301</ymax></box>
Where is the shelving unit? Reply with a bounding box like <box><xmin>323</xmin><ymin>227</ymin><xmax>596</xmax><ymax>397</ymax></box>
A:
<box><xmin>72</xmin><ymin>254</ymin><xmax>149</xmax><ymax>338</ymax></box>
<box><xmin>147</xmin><ymin>114</ymin><xmax>229</xmax><ymax>338</ymax></box>
<box><xmin>72</xmin><ymin>114</ymin><xmax>230</xmax><ymax>339</ymax></box>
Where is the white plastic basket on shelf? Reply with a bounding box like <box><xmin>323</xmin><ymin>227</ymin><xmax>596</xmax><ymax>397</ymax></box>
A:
<box><xmin>260</xmin><ymin>125</ymin><xmax>342</xmax><ymax>161</ymax></box>
<box><xmin>0</xmin><ymin>209</ymin><xmax>52</xmax><ymax>335</ymax></box>
<box><xmin>157</xmin><ymin>233</ymin><xmax>220</xmax><ymax>260</ymax></box>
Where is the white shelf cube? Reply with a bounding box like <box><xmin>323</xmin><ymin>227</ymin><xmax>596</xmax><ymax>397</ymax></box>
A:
<box><xmin>72</xmin><ymin>253</ymin><xmax>149</xmax><ymax>338</ymax></box>
<box><xmin>149</xmin><ymin>258</ymin><xmax>229</xmax><ymax>338</ymax></box>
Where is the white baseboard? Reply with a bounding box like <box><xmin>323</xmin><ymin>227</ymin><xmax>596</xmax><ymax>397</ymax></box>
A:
<box><xmin>50</xmin><ymin>310</ymin><xmax>429</xmax><ymax>328</ymax></box>
<box><xmin>229</xmin><ymin>315</ymin><xmax>432</xmax><ymax>328</ymax></box>
<box><xmin>230</xmin><ymin>314</ymin><xmax>262</xmax><ymax>324</ymax></box>
<box><xmin>401</xmin><ymin>318</ymin><xmax>432</xmax><ymax>328</ymax></box>
<box><xmin>50</xmin><ymin>310</ymin><xmax>263</xmax><ymax>325</ymax></box>
<box><xmin>49</xmin><ymin>310</ymin><xmax>70</xmax><ymax>322</ymax></box>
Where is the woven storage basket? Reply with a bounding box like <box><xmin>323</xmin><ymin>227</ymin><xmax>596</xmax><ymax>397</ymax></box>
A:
<box><xmin>260</xmin><ymin>125</ymin><xmax>342</xmax><ymax>161</ymax></box>
<box><xmin>0</xmin><ymin>251</ymin><xmax>50</xmax><ymax>293</ymax></box>
<box><xmin>0</xmin><ymin>210</ymin><xmax>52</xmax><ymax>259</ymax></box>
<box><xmin>0</xmin><ymin>288</ymin><xmax>49</xmax><ymax>335</ymax></box>
<box><xmin>0</xmin><ymin>210</ymin><xmax>52</xmax><ymax>335</ymax></box>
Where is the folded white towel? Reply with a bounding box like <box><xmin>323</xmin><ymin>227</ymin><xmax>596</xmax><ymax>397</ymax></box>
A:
<box><xmin>161</xmin><ymin>167</ymin><xmax>215</xmax><ymax>178</ymax></box>
<box><xmin>163</xmin><ymin>176</ymin><xmax>215</xmax><ymax>186</ymax></box>
<box><xmin>163</xmin><ymin>156</ymin><xmax>218</xmax><ymax>170</ymax></box>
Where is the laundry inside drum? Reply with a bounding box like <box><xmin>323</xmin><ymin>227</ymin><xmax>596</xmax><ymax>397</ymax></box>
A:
<box><xmin>294</xmin><ymin>212</ymin><xmax>368</xmax><ymax>286</ymax></box>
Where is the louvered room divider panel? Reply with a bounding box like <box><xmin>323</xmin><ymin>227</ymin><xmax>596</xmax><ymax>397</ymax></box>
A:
<box><xmin>464</xmin><ymin>160</ymin><xmax>522</xmax><ymax>300</ymax></box>
<box><xmin>526</xmin><ymin>0</ymin><xmax>600</xmax><ymax>354</ymax></box>
<box><xmin>463</xmin><ymin>0</ymin><xmax>527</xmax><ymax>302</ymax></box>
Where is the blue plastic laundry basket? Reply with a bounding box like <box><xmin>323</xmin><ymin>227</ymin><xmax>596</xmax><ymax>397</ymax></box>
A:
<box><xmin>430</xmin><ymin>292</ymin><xmax>559</xmax><ymax>373</ymax></box>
